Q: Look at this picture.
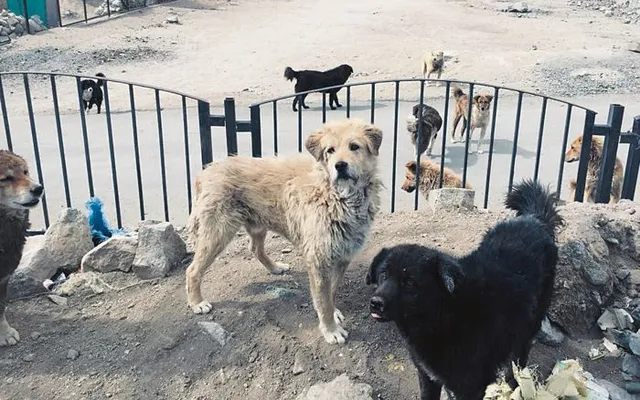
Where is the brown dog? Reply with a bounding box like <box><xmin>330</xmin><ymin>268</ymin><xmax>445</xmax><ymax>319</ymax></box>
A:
<box><xmin>565</xmin><ymin>135</ymin><xmax>623</xmax><ymax>203</ymax></box>
<box><xmin>451</xmin><ymin>86</ymin><xmax>493</xmax><ymax>154</ymax></box>
<box><xmin>401</xmin><ymin>159</ymin><xmax>471</xmax><ymax>197</ymax></box>
<box><xmin>185</xmin><ymin>119</ymin><xmax>383</xmax><ymax>344</ymax></box>
<box><xmin>0</xmin><ymin>150</ymin><xmax>44</xmax><ymax>346</ymax></box>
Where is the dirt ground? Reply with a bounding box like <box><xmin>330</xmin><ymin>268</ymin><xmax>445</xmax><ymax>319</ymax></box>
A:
<box><xmin>0</xmin><ymin>0</ymin><xmax>638</xmax><ymax>399</ymax></box>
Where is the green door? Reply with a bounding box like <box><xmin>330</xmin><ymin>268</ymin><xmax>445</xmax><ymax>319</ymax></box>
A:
<box><xmin>7</xmin><ymin>0</ymin><xmax>48</xmax><ymax>27</ymax></box>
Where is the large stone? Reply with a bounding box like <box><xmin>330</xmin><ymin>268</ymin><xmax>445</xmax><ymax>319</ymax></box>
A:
<box><xmin>622</xmin><ymin>354</ymin><xmax>640</xmax><ymax>379</ymax></box>
<box><xmin>535</xmin><ymin>316</ymin><xmax>565</xmax><ymax>347</ymax></box>
<box><xmin>7</xmin><ymin>235</ymin><xmax>55</xmax><ymax>299</ymax></box>
<box><xmin>132</xmin><ymin>222</ymin><xmax>186</xmax><ymax>280</ymax></box>
<box><xmin>296</xmin><ymin>374</ymin><xmax>373</xmax><ymax>400</ymax></box>
<box><xmin>428</xmin><ymin>188</ymin><xmax>475</xmax><ymax>212</ymax></box>
<box><xmin>597</xmin><ymin>380</ymin><xmax>635</xmax><ymax>400</ymax></box>
<box><xmin>44</xmin><ymin>208</ymin><xmax>94</xmax><ymax>274</ymax></box>
<box><xmin>27</xmin><ymin>19</ymin><xmax>42</xmax><ymax>33</ymax></box>
<box><xmin>81</xmin><ymin>236</ymin><xmax>137</xmax><ymax>273</ymax></box>
<box><xmin>7</xmin><ymin>270</ymin><xmax>47</xmax><ymax>300</ymax></box>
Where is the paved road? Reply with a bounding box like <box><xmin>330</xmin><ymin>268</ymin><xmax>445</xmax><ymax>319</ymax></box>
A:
<box><xmin>3</xmin><ymin>93</ymin><xmax>640</xmax><ymax>232</ymax></box>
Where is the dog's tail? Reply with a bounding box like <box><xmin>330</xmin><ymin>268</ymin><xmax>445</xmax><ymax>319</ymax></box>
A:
<box><xmin>284</xmin><ymin>67</ymin><xmax>298</xmax><ymax>81</ymax></box>
<box><xmin>95</xmin><ymin>72</ymin><xmax>106</xmax><ymax>87</ymax></box>
<box><xmin>452</xmin><ymin>86</ymin><xmax>465</xmax><ymax>100</ymax></box>
<box><xmin>505</xmin><ymin>178</ymin><xmax>564</xmax><ymax>238</ymax></box>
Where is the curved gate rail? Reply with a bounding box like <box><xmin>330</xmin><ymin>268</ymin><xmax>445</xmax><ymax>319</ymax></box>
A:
<box><xmin>246</xmin><ymin>79</ymin><xmax>640</xmax><ymax>212</ymax></box>
<box><xmin>0</xmin><ymin>71</ymin><xmax>213</xmax><ymax>233</ymax></box>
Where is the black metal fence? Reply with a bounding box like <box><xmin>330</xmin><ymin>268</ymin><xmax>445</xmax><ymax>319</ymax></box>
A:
<box><xmin>1</xmin><ymin>73</ymin><xmax>638</xmax><ymax>233</ymax></box>
<box><xmin>56</xmin><ymin>0</ymin><xmax>148</xmax><ymax>27</ymax></box>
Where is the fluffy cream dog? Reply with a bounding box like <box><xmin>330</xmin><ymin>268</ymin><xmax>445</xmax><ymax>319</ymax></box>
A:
<box><xmin>185</xmin><ymin>119</ymin><xmax>383</xmax><ymax>344</ymax></box>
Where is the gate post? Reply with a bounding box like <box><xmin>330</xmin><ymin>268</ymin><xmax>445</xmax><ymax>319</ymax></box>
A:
<box><xmin>621</xmin><ymin>116</ymin><xmax>640</xmax><ymax>200</ymax></box>
<box><xmin>574</xmin><ymin>111</ymin><xmax>596</xmax><ymax>202</ymax></box>
<box><xmin>197</xmin><ymin>100</ymin><xmax>213</xmax><ymax>167</ymax></box>
<box><xmin>224</xmin><ymin>97</ymin><xmax>238</xmax><ymax>156</ymax></box>
<box><xmin>595</xmin><ymin>104</ymin><xmax>624</xmax><ymax>203</ymax></box>
<box><xmin>250</xmin><ymin>105</ymin><xmax>262</xmax><ymax>157</ymax></box>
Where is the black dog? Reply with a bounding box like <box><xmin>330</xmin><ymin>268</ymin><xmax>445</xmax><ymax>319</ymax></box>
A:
<box><xmin>367</xmin><ymin>179</ymin><xmax>562</xmax><ymax>400</ymax></box>
<box><xmin>406</xmin><ymin>103</ymin><xmax>443</xmax><ymax>158</ymax></box>
<box><xmin>80</xmin><ymin>72</ymin><xmax>106</xmax><ymax>114</ymax></box>
<box><xmin>284</xmin><ymin>64</ymin><xmax>353</xmax><ymax>112</ymax></box>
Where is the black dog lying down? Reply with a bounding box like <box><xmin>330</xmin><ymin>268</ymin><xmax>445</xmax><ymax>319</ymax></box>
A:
<box><xmin>367</xmin><ymin>179</ymin><xmax>562</xmax><ymax>400</ymax></box>
<box><xmin>80</xmin><ymin>72</ymin><xmax>106</xmax><ymax>114</ymax></box>
<box><xmin>283</xmin><ymin>64</ymin><xmax>353</xmax><ymax>112</ymax></box>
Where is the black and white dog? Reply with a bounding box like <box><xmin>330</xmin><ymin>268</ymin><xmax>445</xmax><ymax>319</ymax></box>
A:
<box><xmin>80</xmin><ymin>73</ymin><xmax>106</xmax><ymax>114</ymax></box>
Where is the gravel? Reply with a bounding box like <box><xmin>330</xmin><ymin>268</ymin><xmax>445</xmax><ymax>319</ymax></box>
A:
<box><xmin>568</xmin><ymin>0</ymin><xmax>640</xmax><ymax>24</ymax></box>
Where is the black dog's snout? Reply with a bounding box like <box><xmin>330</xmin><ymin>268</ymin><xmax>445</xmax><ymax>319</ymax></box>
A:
<box><xmin>335</xmin><ymin>161</ymin><xmax>348</xmax><ymax>172</ymax></box>
<box><xmin>31</xmin><ymin>184</ymin><xmax>44</xmax><ymax>196</ymax></box>
<box><xmin>370</xmin><ymin>296</ymin><xmax>385</xmax><ymax>313</ymax></box>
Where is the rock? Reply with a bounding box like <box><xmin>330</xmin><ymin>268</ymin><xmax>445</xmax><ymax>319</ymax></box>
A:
<box><xmin>266</xmin><ymin>286</ymin><xmax>298</xmax><ymax>299</ymax></box>
<box><xmin>597</xmin><ymin>309</ymin><xmax>618</xmax><ymax>331</ymax></box>
<box><xmin>622</xmin><ymin>354</ymin><xmax>640</xmax><ymax>379</ymax></box>
<box><xmin>626</xmin><ymin>382</ymin><xmax>640</xmax><ymax>394</ymax></box>
<box><xmin>47</xmin><ymin>294</ymin><xmax>68</xmax><ymax>306</ymax></box>
<box><xmin>296</xmin><ymin>374</ymin><xmax>373</xmax><ymax>400</ymax></box>
<box><xmin>0</xmin><ymin>36</ymin><xmax>8</xmax><ymax>45</ymax></box>
<box><xmin>66</xmin><ymin>349</ymin><xmax>79</xmax><ymax>360</ymax></box>
<box><xmin>7</xmin><ymin>17</ymin><xmax>18</xmax><ymax>27</ymax></box>
<box><xmin>629</xmin><ymin>332</ymin><xmax>640</xmax><ymax>356</ymax></box>
<box><xmin>27</xmin><ymin>19</ymin><xmax>42</xmax><ymax>33</ymax></box>
<box><xmin>631</xmin><ymin>305</ymin><xmax>640</xmax><ymax>325</ymax></box>
<box><xmin>13</xmin><ymin>23</ymin><xmax>23</xmax><ymax>35</ymax></box>
<box><xmin>30</xmin><ymin>331</ymin><xmax>41</xmax><ymax>340</ymax></box>
<box><xmin>428</xmin><ymin>188</ymin><xmax>475</xmax><ymax>212</ymax></box>
<box><xmin>166</xmin><ymin>15</ymin><xmax>179</xmax><ymax>24</ymax></box>
<box><xmin>0</xmin><ymin>26</ymin><xmax>9</xmax><ymax>36</ymax></box>
<box><xmin>292</xmin><ymin>351</ymin><xmax>309</xmax><ymax>375</ymax></box>
<box><xmin>505</xmin><ymin>2</ymin><xmax>529</xmax><ymax>12</ymax></box>
<box><xmin>629</xmin><ymin>42</ymin><xmax>640</xmax><ymax>53</ymax></box>
<box><xmin>45</xmin><ymin>208</ymin><xmax>94</xmax><ymax>274</ymax></box>
<box><xmin>7</xmin><ymin>270</ymin><xmax>48</xmax><ymax>300</ymax></box>
<box><xmin>54</xmin><ymin>272</ymin><xmax>112</xmax><ymax>297</ymax></box>
<box><xmin>614</xmin><ymin>308</ymin><xmax>635</xmax><ymax>330</ymax></box>
<box><xmin>281</xmin><ymin>248</ymin><xmax>292</xmax><ymax>254</ymax></box>
<box><xmin>535</xmin><ymin>316</ymin><xmax>565</xmax><ymax>347</ymax></box>
<box><xmin>198</xmin><ymin>321</ymin><xmax>229</xmax><ymax>347</ymax></box>
<box><xmin>81</xmin><ymin>236</ymin><xmax>137</xmax><ymax>273</ymax></box>
<box><xmin>586</xmin><ymin>380</ymin><xmax>610</xmax><ymax>400</ymax></box>
<box><xmin>606</xmin><ymin>329</ymin><xmax>631</xmax><ymax>351</ymax></box>
<box><xmin>22</xmin><ymin>353</ymin><xmax>35</xmax><ymax>362</ymax></box>
<box><xmin>132</xmin><ymin>222</ymin><xmax>186</xmax><ymax>280</ymax></box>
<box><xmin>13</xmin><ymin>235</ymin><xmax>55</xmax><ymax>282</ymax></box>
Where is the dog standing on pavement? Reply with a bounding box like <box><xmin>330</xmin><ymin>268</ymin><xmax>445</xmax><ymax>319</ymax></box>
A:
<box><xmin>406</xmin><ymin>104</ymin><xmax>443</xmax><ymax>158</ymax></box>
<box><xmin>284</xmin><ymin>64</ymin><xmax>354</xmax><ymax>112</ymax></box>
<box><xmin>80</xmin><ymin>72</ymin><xmax>106</xmax><ymax>114</ymax></box>
<box><xmin>422</xmin><ymin>51</ymin><xmax>445</xmax><ymax>81</ymax></box>
<box><xmin>451</xmin><ymin>86</ymin><xmax>494</xmax><ymax>154</ymax></box>
<box><xmin>0</xmin><ymin>150</ymin><xmax>44</xmax><ymax>346</ymax></box>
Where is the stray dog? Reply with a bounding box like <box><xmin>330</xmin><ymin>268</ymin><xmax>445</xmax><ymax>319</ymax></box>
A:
<box><xmin>401</xmin><ymin>160</ymin><xmax>471</xmax><ymax>197</ymax></box>
<box><xmin>367</xmin><ymin>179</ymin><xmax>562</xmax><ymax>400</ymax></box>
<box><xmin>0</xmin><ymin>150</ymin><xmax>44</xmax><ymax>346</ymax></box>
<box><xmin>565</xmin><ymin>135</ymin><xmax>623</xmax><ymax>204</ymax></box>
<box><xmin>284</xmin><ymin>64</ymin><xmax>354</xmax><ymax>112</ymax></box>
<box><xmin>406</xmin><ymin>104</ymin><xmax>443</xmax><ymax>158</ymax></box>
<box><xmin>186</xmin><ymin>119</ymin><xmax>383</xmax><ymax>344</ymax></box>
<box><xmin>422</xmin><ymin>51</ymin><xmax>444</xmax><ymax>81</ymax></box>
<box><xmin>451</xmin><ymin>86</ymin><xmax>493</xmax><ymax>154</ymax></box>
<box><xmin>80</xmin><ymin>73</ymin><xmax>106</xmax><ymax>114</ymax></box>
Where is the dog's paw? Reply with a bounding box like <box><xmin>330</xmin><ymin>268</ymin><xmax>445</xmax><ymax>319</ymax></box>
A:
<box><xmin>319</xmin><ymin>323</ymin><xmax>348</xmax><ymax>345</ymax></box>
<box><xmin>191</xmin><ymin>301</ymin><xmax>213</xmax><ymax>315</ymax></box>
<box><xmin>0</xmin><ymin>323</ymin><xmax>19</xmax><ymax>347</ymax></box>
<box><xmin>334</xmin><ymin>308</ymin><xmax>345</xmax><ymax>324</ymax></box>
<box><xmin>477</xmin><ymin>149</ymin><xmax>485</xmax><ymax>154</ymax></box>
<box><xmin>336</xmin><ymin>104</ymin><xmax>343</xmax><ymax>108</ymax></box>
<box><xmin>271</xmin><ymin>262</ymin><xmax>291</xmax><ymax>275</ymax></box>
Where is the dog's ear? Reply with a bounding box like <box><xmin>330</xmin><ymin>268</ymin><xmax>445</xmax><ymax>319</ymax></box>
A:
<box><xmin>473</xmin><ymin>95</ymin><xmax>481</xmax><ymax>104</ymax></box>
<box><xmin>412</xmin><ymin>104</ymin><xmax>420</xmax><ymax>118</ymax></box>
<box><xmin>366</xmin><ymin>247</ymin><xmax>389</xmax><ymax>285</ymax></box>
<box><xmin>405</xmin><ymin>160</ymin><xmax>417</xmax><ymax>173</ymax></box>
<box><xmin>363</xmin><ymin>124</ymin><xmax>383</xmax><ymax>156</ymax></box>
<box><xmin>437</xmin><ymin>255</ymin><xmax>462</xmax><ymax>294</ymax></box>
<box><xmin>485</xmin><ymin>95</ymin><xmax>494</xmax><ymax>103</ymax></box>
<box><xmin>305</xmin><ymin>129</ymin><xmax>325</xmax><ymax>161</ymax></box>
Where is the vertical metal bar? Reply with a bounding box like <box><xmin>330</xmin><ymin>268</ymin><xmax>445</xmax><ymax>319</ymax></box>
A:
<box><xmin>106</xmin><ymin>0</ymin><xmax>111</xmax><ymax>17</ymax></box>
<box><xmin>76</xmin><ymin>76</ymin><xmax>95</xmax><ymax>198</ymax></box>
<box><xmin>50</xmin><ymin>75</ymin><xmax>71</xmax><ymax>207</ymax></box>
<box><xmin>0</xmin><ymin>75</ymin><xmax>13</xmax><ymax>151</ymax></box>
<box><xmin>507</xmin><ymin>91</ymin><xmax>524</xmax><ymax>193</ymax></box>
<box><xmin>297</xmin><ymin>101</ymin><xmax>303</xmax><ymax>153</ymax></box>
<box><xmin>322</xmin><ymin>93</ymin><xmax>327</xmax><ymax>123</ymax></box>
<box><xmin>22</xmin><ymin>0</ymin><xmax>31</xmax><ymax>34</ymax></box>
<box><xmin>56</xmin><ymin>0</ymin><xmax>63</xmax><ymax>27</ymax></box>
<box><xmin>370</xmin><ymin>83</ymin><xmax>376</xmax><ymax>124</ymax></box>
<box><xmin>129</xmin><ymin>85</ymin><xmax>145</xmax><ymax>221</ymax></box>
<box><xmin>23</xmin><ymin>74</ymin><xmax>49</xmax><ymax>227</ymax></box>
<box><xmin>414</xmin><ymin>80</ymin><xmax>425</xmax><ymax>211</ymax></box>
<box><xmin>574</xmin><ymin>111</ymin><xmax>596</xmax><ymax>202</ymax></box>
<box><xmin>182</xmin><ymin>96</ymin><xmax>192</xmax><ymax>213</ymax></box>
<box><xmin>482</xmin><ymin>87</ymin><xmax>500</xmax><ymax>209</ymax></box>
<box><xmin>555</xmin><ymin>105</ymin><xmax>574</xmax><ymax>197</ymax></box>
<box><xmin>390</xmin><ymin>81</ymin><xmax>400</xmax><ymax>213</ymax></box>
<box><xmin>102</xmin><ymin>80</ymin><xmax>122</xmax><ymax>228</ymax></box>
<box><xmin>439</xmin><ymin>82</ymin><xmax>451</xmax><ymax>188</ymax></box>
<box><xmin>461</xmin><ymin>83</ymin><xmax>474</xmax><ymax>188</ymax></box>
<box><xmin>346</xmin><ymin>86</ymin><xmax>351</xmax><ymax>118</ymax></box>
<box><xmin>595</xmin><ymin>104</ymin><xmax>624</xmax><ymax>203</ymax></box>
<box><xmin>272</xmin><ymin>101</ymin><xmax>279</xmax><ymax>156</ymax></box>
<box><xmin>224</xmin><ymin>97</ymin><xmax>238</xmax><ymax>156</ymax></box>
<box><xmin>82</xmin><ymin>0</ymin><xmax>88</xmax><ymax>23</ymax></box>
<box><xmin>533</xmin><ymin>97</ymin><xmax>548</xmax><ymax>181</ymax></box>
<box><xmin>250</xmin><ymin>105</ymin><xmax>262</xmax><ymax>157</ymax></box>
<box><xmin>197</xmin><ymin>100</ymin><xmax>213</xmax><ymax>167</ymax></box>
<box><xmin>155</xmin><ymin>89</ymin><xmax>169</xmax><ymax>221</ymax></box>
<box><xmin>621</xmin><ymin>116</ymin><xmax>640</xmax><ymax>200</ymax></box>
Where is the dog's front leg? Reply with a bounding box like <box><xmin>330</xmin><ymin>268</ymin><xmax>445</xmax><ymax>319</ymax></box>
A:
<box><xmin>309</xmin><ymin>265</ymin><xmax>348</xmax><ymax>344</ymax></box>
<box><xmin>0</xmin><ymin>277</ymin><xmax>19</xmax><ymax>347</ymax></box>
<box><xmin>477</xmin><ymin>125</ymin><xmax>488</xmax><ymax>154</ymax></box>
<box><xmin>417</xmin><ymin>366</ymin><xmax>442</xmax><ymax>400</ymax></box>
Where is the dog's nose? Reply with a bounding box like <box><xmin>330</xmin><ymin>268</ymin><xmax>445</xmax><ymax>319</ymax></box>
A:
<box><xmin>335</xmin><ymin>161</ymin><xmax>348</xmax><ymax>172</ymax></box>
<box><xmin>31</xmin><ymin>184</ymin><xmax>44</xmax><ymax>197</ymax></box>
<box><xmin>370</xmin><ymin>296</ymin><xmax>385</xmax><ymax>313</ymax></box>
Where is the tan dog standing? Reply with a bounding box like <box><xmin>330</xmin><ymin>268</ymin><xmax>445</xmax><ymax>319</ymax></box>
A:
<box><xmin>422</xmin><ymin>51</ymin><xmax>445</xmax><ymax>81</ymax></box>
<box><xmin>185</xmin><ymin>119</ymin><xmax>383</xmax><ymax>344</ymax></box>
<box><xmin>451</xmin><ymin>86</ymin><xmax>494</xmax><ymax>154</ymax></box>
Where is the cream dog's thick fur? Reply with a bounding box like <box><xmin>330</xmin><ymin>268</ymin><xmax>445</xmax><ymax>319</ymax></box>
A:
<box><xmin>185</xmin><ymin>119</ymin><xmax>383</xmax><ymax>344</ymax></box>
<box><xmin>422</xmin><ymin>51</ymin><xmax>444</xmax><ymax>81</ymax></box>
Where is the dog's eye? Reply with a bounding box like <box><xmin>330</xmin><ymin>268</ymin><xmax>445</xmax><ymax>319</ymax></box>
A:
<box><xmin>0</xmin><ymin>176</ymin><xmax>13</xmax><ymax>182</ymax></box>
<box><xmin>349</xmin><ymin>143</ymin><xmax>360</xmax><ymax>151</ymax></box>
<box><xmin>23</xmin><ymin>170</ymin><xmax>29</xmax><ymax>176</ymax></box>
<box><xmin>327</xmin><ymin>147</ymin><xmax>335</xmax><ymax>154</ymax></box>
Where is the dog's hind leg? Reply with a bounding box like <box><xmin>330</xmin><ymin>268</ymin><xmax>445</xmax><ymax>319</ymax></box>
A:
<box><xmin>451</xmin><ymin>114</ymin><xmax>462</xmax><ymax>143</ymax></box>
<box><xmin>309</xmin><ymin>264</ymin><xmax>348</xmax><ymax>344</ymax></box>
<box><xmin>0</xmin><ymin>278</ymin><xmax>19</xmax><ymax>347</ymax></box>
<box><xmin>331</xmin><ymin>92</ymin><xmax>342</xmax><ymax>109</ymax></box>
<box><xmin>292</xmin><ymin>96</ymin><xmax>299</xmax><ymax>112</ymax></box>
<box><xmin>300</xmin><ymin>93</ymin><xmax>310</xmax><ymax>109</ymax></box>
<box><xmin>247</xmin><ymin>226</ymin><xmax>290</xmax><ymax>274</ymax></box>
<box><xmin>186</xmin><ymin>217</ymin><xmax>241</xmax><ymax>314</ymax></box>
